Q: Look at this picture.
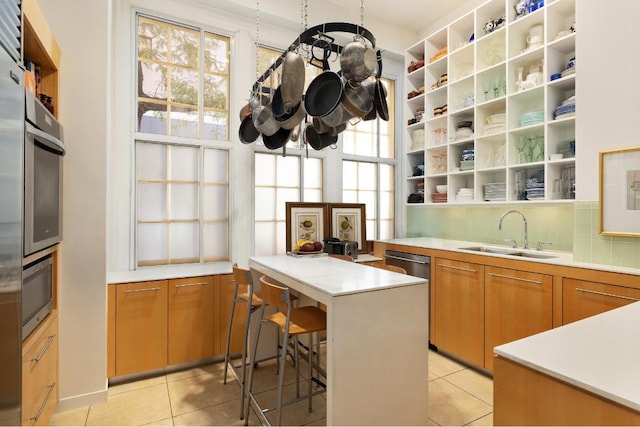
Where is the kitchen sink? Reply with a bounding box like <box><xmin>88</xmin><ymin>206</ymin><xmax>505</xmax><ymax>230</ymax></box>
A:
<box><xmin>458</xmin><ymin>246</ymin><xmax>558</xmax><ymax>259</ymax></box>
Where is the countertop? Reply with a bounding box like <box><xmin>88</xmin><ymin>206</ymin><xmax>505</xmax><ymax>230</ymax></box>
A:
<box><xmin>107</xmin><ymin>262</ymin><xmax>234</xmax><ymax>283</ymax></box>
<box><xmin>249</xmin><ymin>254</ymin><xmax>425</xmax><ymax>297</ymax></box>
<box><xmin>377</xmin><ymin>237</ymin><xmax>640</xmax><ymax>276</ymax></box>
<box><xmin>494</xmin><ymin>301</ymin><xmax>640</xmax><ymax>412</ymax></box>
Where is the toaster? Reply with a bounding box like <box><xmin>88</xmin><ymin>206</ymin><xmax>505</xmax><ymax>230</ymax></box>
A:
<box><xmin>323</xmin><ymin>238</ymin><xmax>358</xmax><ymax>259</ymax></box>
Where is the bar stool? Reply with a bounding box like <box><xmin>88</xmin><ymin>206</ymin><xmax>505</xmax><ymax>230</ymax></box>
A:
<box><xmin>223</xmin><ymin>264</ymin><xmax>263</xmax><ymax>419</ymax></box>
<box><xmin>245</xmin><ymin>275</ymin><xmax>327</xmax><ymax>426</ymax></box>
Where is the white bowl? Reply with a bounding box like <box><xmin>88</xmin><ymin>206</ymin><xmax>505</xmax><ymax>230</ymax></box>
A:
<box><xmin>436</xmin><ymin>185</ymin><xmax>448</xmax><ymax>193</ymax></box>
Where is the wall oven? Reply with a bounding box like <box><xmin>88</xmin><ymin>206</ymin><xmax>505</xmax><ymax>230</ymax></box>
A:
<box><xmin>24</xmin><ymin>90</ymin><xmax>64</xmax><ymax>256</ymax></box>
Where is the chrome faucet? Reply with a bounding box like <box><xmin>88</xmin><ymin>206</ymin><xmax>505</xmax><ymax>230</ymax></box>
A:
<box><xmin>498</xmin><ymin>210</ymin><xmax>528</xmax><ymax>249</ymax></box>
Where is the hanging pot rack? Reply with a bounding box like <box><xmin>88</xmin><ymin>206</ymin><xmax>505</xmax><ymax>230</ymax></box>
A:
<box><xmin>252</xmin><ymin>21</ymin><xmax>377</xmax><ymax>93</ymax></box>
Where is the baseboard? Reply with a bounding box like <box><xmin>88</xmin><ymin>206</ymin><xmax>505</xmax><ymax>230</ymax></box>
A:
<box><xmin>55</xmin><ymin>388</ymin><xmax>108</xmax><ymax>413</ymax></box>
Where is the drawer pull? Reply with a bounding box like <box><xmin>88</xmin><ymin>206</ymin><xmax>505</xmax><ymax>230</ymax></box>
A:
<box><xmin>31</xmin><ymin>382</ymin><xmax>55</xmax><ymax>422</ymax></box>
<box><xmin>175</xmin><ymin>282</ymin><xmax>208</xmax><ymax>288</ymax></box>
<box><xmin>124</xmin><ymin>287</ymin><xmax>161</xmax><ymax>294</ymax></box>
<box><xmin>438</xmin><ymin>263</ymin><xmax>477</xmax><ymax>273</ymax></box>
<box><xmin>32</xmin><ymin>335</ymin><xmax>56</xmax><ymax>363</ymax></box>
<box><xmin>575</xmin><ymin>287</ymin><xmax>640</xmax><ymax>302</ymax></box>
<box><xmin>489</xmin><ymin>273</ymin><xmax>542</xmax><ymax>285</ymax></box>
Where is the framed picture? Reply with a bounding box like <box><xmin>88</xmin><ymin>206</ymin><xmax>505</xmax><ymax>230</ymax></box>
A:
<box><xmin>285</xmin><ymin>202</ymin><xmax>329</xmax><ymax>251</ymax></box>
<box><xmin>599</xmin><ymin>147</ymin><xmax>640</xmax><ymax>236</ymax></box>
<box><xmin>328</xmin><ymin>203</ymin><xmax>366</xmax><ymax>252</ymax></box>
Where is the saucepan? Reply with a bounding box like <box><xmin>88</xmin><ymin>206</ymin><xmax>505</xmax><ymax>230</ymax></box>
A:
<box><xmin>253</xmin><ymin>104</ymin><xmax>281</xmax><ymax>136</ymax></box>
<box><xmin>276</xmin><ymin>101</ymin><xmax>307</xmax><ymax>130</ymax></box>
<box><xmin>340</xmin><ymin>36</ymin><xmax>377</xmax><ymax>84</ymax></box>
<box><xmin>304</xmin><ymin>123</ymin><xmax>338</xmax><ymax>150</ymax></box>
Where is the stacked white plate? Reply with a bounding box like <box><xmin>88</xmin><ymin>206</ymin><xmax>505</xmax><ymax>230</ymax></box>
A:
<box><xmin>456</xmin><ymin>188</ymin><xmax>474</xmax><ymax>203</ymax></box>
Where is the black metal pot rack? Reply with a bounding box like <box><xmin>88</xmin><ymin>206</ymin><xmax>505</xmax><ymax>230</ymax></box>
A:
<box><xmin>252</xmin><ymin>22</ymin><xmax>377</xmax><ymax>93</ymax></box>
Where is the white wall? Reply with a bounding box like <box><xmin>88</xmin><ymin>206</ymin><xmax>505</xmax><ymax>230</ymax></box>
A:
<box><xmin>37</xmin><ymin>0</ymin><xmax>111</xmax><ymax>409</ymax></box>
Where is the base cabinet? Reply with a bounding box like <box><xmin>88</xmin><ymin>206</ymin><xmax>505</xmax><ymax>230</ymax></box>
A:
<box><xmin>433</xmin><ymin>258</ymin><xmax>485</xmax><ymax>367</ymax></box>
<box><xmin>484</xmin><ymin>266</ymin><xmax>553</xmax><ymax>371</ymax></box>
<box><xmin>22</xmin><ymin>313</ymin><xmax>58</xmax><ymax>426</ymax></box>
<box><xmin>563</xmin><ymin>278</ymin><xmax>640</xmax><ymax>325</ymax></box>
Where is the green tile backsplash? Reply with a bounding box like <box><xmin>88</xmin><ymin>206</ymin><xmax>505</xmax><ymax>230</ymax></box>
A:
<box><xmin>406</xmin><ymin>201</ymin><xmax>640</xmax><ymax>269</ymax></box>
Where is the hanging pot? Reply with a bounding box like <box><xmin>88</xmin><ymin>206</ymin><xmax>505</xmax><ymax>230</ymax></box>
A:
<box><xmin>253</xmin><ymin>104</ymin><xmax>281</xmax><ymax>136</ymax></box>
<box><xmin>262</xmin><ymin>126</ymin><xmax>291</xmax><ymax>150</ymax></box>
<box><xmin>313</xmin><ymin>117</ymin><xmax>346</xmax><ymax>136</ymax></box>
<box><xmin>239</xmin><ymin>103</ymin><xmax>252</xmax><ymax>121</ymax></box>
<box><xmin>373</xmin><ymin>50</ymin><xmax>389</xmax><ymax>121</ymax></box>
<box><xmin>304</xmin><ymin>71</ymin><xmax>343</xmax><ymax>118</ymax></box>
<box><xmin>304</xmin><ymin>123</ymin><xmax>337</xmax><ymax>150</ymax></box>
<box><xmin>341</xmin><ymin>79</ymin><xmax>374</xmax><ymax>118</ymax></box>
<box><xmin>239</xmin><ymin>114</ymin><xmax>260</xmax><ymax>144</ymax></box>
<box><xmin>340</xmin><ymin>36</ymin><xmax>377</xmax><ymax>84</ymax></box>
<box><xmin>271</xmin><ymin>85</ymin><xmax>287</xmax><ymax>118</ymax></box>
<box><xmin>276</xmin><ymin>101</ymin><xmax>307</xmax><ymax>130</ymax></box>
<box><xmin>281</xmin><ymin>51</ymin><xmax>305</xmax><ymax>110</ymax></box>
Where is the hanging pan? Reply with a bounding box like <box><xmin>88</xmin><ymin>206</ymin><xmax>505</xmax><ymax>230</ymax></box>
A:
<box><xmin>373</xmin><ymin>50</ymin><xmax>389</xmax><ymax>121</ymax></box>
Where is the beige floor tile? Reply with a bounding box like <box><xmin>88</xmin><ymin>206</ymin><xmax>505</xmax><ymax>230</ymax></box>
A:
<box><xmin>167</xmin><ymin>369</ymin><xmax>242</xmax><ymax>417</ymax></box>
<box><xmin>50</xmin><ymin>406</ymin><xmax>89</xmax><ymax>426</ymax></box>
<box><xmin>142</xmin><ymin>417</ymin><xmax>174</xmax><ymax>426</ymax></box>
<box><xmin>166</xmin><ymin>360</ymin><xmax>225</xmax><ymax>383</ymax></box>
<box><xmin>86</xmin><ymin>383</ymin><xmax>172</xmax><ymax>426</ymax></box>
<box><xmin>428</xmin><ymin>378</ymin><xmax>492</xmax><ymax>427</ymax></box>
<box><xmin>428</xmin><ymin>350</ymin><xmax>466</xmax><ymax>378</ymax></box>
<box><xmin>244</xmin><ymin>357</ymin><xmax>301</xmax><ymax>394</ymax></box>
<box><xmin>108</xmin><ymin>374</ymin><xmax>167</xmax><ymax>396</ymax></box>
<box><xmin>466</xmin><ymin>412</ymin><xmax>493</xmax><ymax>426</ymax></box>
<box><xmin>172</xmin><ymin>399</ymin><xmax>261</xmax><ymax>426</ymax></box>
<box><xmin>444</xmin><ymin>368</ymin><xmax>494</xmax><ymax>405</ymax></box>
<box><xmin>251</xmin><ymin>381</ymin><xmax>326</xmax><ymax>426</ymax></box>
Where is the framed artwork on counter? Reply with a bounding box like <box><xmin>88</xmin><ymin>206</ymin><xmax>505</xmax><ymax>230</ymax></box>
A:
<box><xmin>327</xmin><ymin>203</ymin><xmax>366</xmax><ymax>253</ymax></box>
<box><xmin>599</xmin><ymin>146</ymin><xmax>640</xmax><ymax>236</ymax></box>
<box><xmin>285</xmin><ymin>202</ymin><xmax>329</xmax><ymax>251</ymax></box>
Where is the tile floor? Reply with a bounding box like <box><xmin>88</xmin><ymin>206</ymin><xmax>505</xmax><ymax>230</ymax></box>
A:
<box><xmin>51</xmin><ymin>350</ymin><xmax>493</xmax><ymax>426</ymax></box>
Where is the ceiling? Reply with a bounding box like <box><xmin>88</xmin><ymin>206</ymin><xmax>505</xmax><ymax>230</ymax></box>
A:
<box><xmin>325</xmin><ymin>0</ymin><xmax>473</xmax><ymax>33</ymax></box>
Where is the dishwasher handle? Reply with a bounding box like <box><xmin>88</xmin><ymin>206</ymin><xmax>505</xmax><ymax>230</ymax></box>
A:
<box><xmin>384</xmin><ymin>252</ymin><xmax>430</xmax><ymax>265</ymax></box>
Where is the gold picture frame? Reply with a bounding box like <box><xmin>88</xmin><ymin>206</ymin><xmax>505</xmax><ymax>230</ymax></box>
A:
<box><xmin>285</xmin><ymin>202</ymin><xmax>329</xmax><ymax>251</ymax></box>
<box><xmin>327</xmin><ymin>203</ymin><xmax>367</xmax><ymax>253</ymax></box>
<box><xmin>599</xmin><ymin>147</ymin><xmax>640</xmax><ymax>236</ymax></box>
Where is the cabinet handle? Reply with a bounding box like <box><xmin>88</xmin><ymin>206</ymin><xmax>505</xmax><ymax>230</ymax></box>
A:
<box><xmin>438</xmin><ymin>263</ymin><xmax>476</xmax><ymax>273</ymax></box>
<box><xmin>124</xmin><ymin>287</ymin><xmax>161</xmax><ymax>293</ymax></box>
<box><xmin>175</xmin><ymin>282</ymin><xmax>208</xmax><ymax>288</ymax></box>
<box><xmin>30</xmin><ymin>382</ymin><xmax>55</xmax><ymax>422</ymax></box>
<box><xmin>488</xmin><ymin>272</ymin><xmax>542</xmax><ymax>285</ymax></box>
<box><xmin>32</xmin><ymin>335</ymin><xmax>56</xmax><ymax>363</ymax></box>
<box><xmin>575</xmin><ymin>287</ymin><xmax>640</xmax><ymax>302</ymax></box>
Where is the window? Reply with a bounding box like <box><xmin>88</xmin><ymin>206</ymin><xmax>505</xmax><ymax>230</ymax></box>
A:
<box><xmin>134</xmin><ymin>14</ymin><xmax>231</xmax><ymax>267</ymax></box>
<box><xmin>342</xmin><ymin>78</ymin><xmax>396</xmax><ymax>240</ymax></box>
<box><xmin>253</xmin><ymin>46</ymin><xmax>323</xmax><ymax>256</ymax></box>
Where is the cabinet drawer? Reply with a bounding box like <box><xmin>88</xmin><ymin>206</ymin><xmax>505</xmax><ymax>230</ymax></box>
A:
<box><xmin>563</xmin><ymin>278</ymin><xmax>640</xmax><ymax>324</ymax></box>
<box><xmin>22</xmin><ymin>314</ymin><xmax>58</xmax><ymax>426</ymax></box>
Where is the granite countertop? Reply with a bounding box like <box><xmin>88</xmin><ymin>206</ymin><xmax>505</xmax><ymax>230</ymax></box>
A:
<box><xmin>494</xmin><ymin>301</ymin><xmax>640</xmax><ymax>412</ymax></box>
<box><xmin>377</xmin><ymin>237</ymin><xmax>640</xmax><ymax>276</ymax></box>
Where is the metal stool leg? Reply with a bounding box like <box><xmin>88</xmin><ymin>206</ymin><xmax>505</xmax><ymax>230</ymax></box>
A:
<box><xmin>238</xmin><ymin>290</ymin><xmax>254</xmax><ymax>419</ymax></box>
<box><xmin>223</xmin><ymin>284</ymin><xmax>239</xmax><ymax>385</ymax></box>
<box><xmin>244</xmin><ymin>309</ymin><xmax>264</xmax><ymax>426</ymax></box>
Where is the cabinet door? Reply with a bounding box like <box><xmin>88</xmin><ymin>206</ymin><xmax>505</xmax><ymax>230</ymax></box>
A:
<box><xmin>484</xmin><ymin>266</ymin><xmax>553</xmax><ymax>371</ymax></box>
<box><xmin>563</xmin><ymin>278</ymin><xmax>640</xmax><ymax>325</ymax></box>
<box><xmin>168</xmin><ymin>276</ymin><xmax>214</xmax><ymax>365</ymax></box>
<box><xmin>115</xmin><ymin>281</ymin><xmax>167</xmax><ymax>376</ymax></box>
<box><xmin>218</xmin><ymin>273</ymin><xmax>247</xmax><ymax>356</ymax></box>
<box><xmin>433</xmin><ymin>258</ymin><xmax>485</xmax><ymax>367</ymax></box>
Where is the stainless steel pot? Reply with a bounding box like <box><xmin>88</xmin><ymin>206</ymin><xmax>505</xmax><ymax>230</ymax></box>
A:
<box><xmin>340</xmin><ymin>37</ymin><xmax>376</xmax><ymax>83</ymax></box>
<box><xmin>276</xmin><ymin>101</ymin><xmax>307</xmax><ymax>130</ymax></box>
<box><xmin>253</xmin><ymin>104</ymin><xmax>280</xmax><ymax>136</ymax></box>
<box><xmin>341</xmin><ymin>79</ymin><xmax>374</xmax><ymax>118</ymax></box>
<box><xmin>304</xmin><ymin>123</ymin><xmax>338</xmax><ymax>150</ymax></box>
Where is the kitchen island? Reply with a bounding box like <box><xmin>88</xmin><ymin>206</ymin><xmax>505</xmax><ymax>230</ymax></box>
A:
<box><xmin>249</xmin><ymin>254</ymin><xmax>429</xmax><ymax>426</ymax></box>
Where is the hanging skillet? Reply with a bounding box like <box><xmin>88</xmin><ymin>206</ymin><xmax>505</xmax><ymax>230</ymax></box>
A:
<box><xmin>373</xmin><ymin>50</ymin><xmax>389</xmax><ymax>121</ymax></box>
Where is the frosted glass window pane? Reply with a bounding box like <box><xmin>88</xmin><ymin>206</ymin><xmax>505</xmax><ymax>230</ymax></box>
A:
<box><xmin>170</xmin><ymin>183</ymin><xmax>198</xmax><ymax>219</ymax></box>
<box><xmin>255</xmin><ymin>222</ymin><xmax>277</xmax><ymax>256</ymax></box>
<box><xmin>255</xmin><ymin>153</ymin><xmax>276</xmax><ymax>186</ymax></box>
<box><xmin>255</xmin><ymin>187</ymin><xmax>276</xmax><ymax>221</ymax></box>
<box><xmin>203</xmin><ymin>185</ymin><xmax>228</xmax><ymax>220</ymax></box>
<box><xmin>204</xmin><ymin>148</ymin><xmax>228</xmax><ymax>182</ymax></box>
<box><xmin>366</xmin><ymin>220</ymin><xmax>375</xmax><ymax>241</ymax></box>
<box><xmin>380</xmin><ymin>191</ymin><xmax>394</xmax><ymax>219</ymax></box>
<box><xmin>343</xmin><ymin>191</ymin><xmax>358</xmax><ymax>203</ymax></box>
<box><xmin>138</xmin><ymin>183</ymin><xmax>167</xmax><ymax>220</ymax></box>
<box><xmin>342</xmin><ymin>131</ymin><xmax>356</xmax><ymax>154</ymax></box>
<box><xmin>304</xmin><ymin>189</ymin><xmax>322</xmax><ymax>202</ymax></box>
<box><xmin>380</xmin><ymin>165</ymin><xmax>395</xmax><ymax>191</ymax></box>
<box><xmin>138</xmin><ymin>223</ymin><xmax>167</xmax><ymax>263</ymax></box>
<box><xmin>357</xmin><ymin>163</ymin><xmax>376</xmax><ymax>190</ymax></box>
<box><xmin>276</xmin><ymin>221</ymin><xmax>286</xmax><ymax>255</ymax></box>
<box><xmin>203</xmin><ymin>222</ymin><xmax>228</xmax><ymax>260</ymax></box>
<box><xmin>343</xmin><ymin>161</ymin><xmax>357</xmax><ymax>190</ymax></box>
<box><xmin>276</xmin><ymin>155</ymin><xmax>300</xmax><ymax>187</ymax></box>
<box><xmin>138</xmin><ymin>143</ymin><xmax>166</xmax><ymax>179</ymax></box>
<box><xmin>379</xmin><ymin>135</ymin><xmax>392</xmax><ymax>159</ymax></box>
<box><xmin>169</xmin><ymin>222</ymin><xmax>199</xmax><ymax>261</ymax></box>
<box><xmin>276</xmin><ymin>188</ymin><xmax>299</xmax><ymax>221</ymax></box>
<box><xmin>171</xmin><ymin>145</ymin><xmax>198</xmax><ymax>181</ymax></box>
<box><xmin>304</xmin><ymin>158</ymin><xmax>322</xmax><ymax>188</ymax></box>
<box><xmin>360</xmin><ymin>191</ymin><xmax>376</xmax><ymax>215</ymax></box>
<box><xmin>379</xmin><ymin>220</ymin><xmax>393</xmax><ymax>240</ymax></box>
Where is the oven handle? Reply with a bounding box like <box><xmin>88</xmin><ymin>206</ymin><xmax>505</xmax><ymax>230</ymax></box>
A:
<box><xmin>26</xmin><ymin>122</ymin><xmax>65</xmax><ymax>156</ymax></box>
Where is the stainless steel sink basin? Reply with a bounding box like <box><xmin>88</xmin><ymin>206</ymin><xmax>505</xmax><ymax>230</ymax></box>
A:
<box><xmin>458</xmin><ymin>246</ymin><xmax>557</xmax><ymax>259</ymax></box>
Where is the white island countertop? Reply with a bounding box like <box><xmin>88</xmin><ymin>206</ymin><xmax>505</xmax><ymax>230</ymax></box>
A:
<box><xmin>494</xmin><ymin>301</ymin><xmax>640</xmax><ymax>412</ymax></box>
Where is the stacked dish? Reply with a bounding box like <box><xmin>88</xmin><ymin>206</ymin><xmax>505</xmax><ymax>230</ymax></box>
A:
<box><xmin>525</xmin><ymin>182</ymin><xmax>545</xmax><ymax>200</ymax></box>
<box><xmin>456</xmin><ymin>188</ymin><xmax>474</xmax><ymax>203</ymax></box>
<box><xmin>484</xmin><ymin>113</ymin><xmax>506</xmax><ymax>135</ymax></box>
<box><xmin>484</xmin><ymin>182</ymin><xmax>506</xmax><ymax>201</ymax></box>
<box><xmin>519</xmin><ymin>111</ymin><xmax>544</xmax><ymax>127</ymax></box>
<box><xmin>554</xmin><ymin>95</ymin><xmax>575</xmax><ymax>119</ymax></box>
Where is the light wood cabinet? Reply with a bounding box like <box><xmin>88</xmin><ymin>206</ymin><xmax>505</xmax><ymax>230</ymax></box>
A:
<box><xmin>115</xmin><ymin>281</ymin><xmax>168</xmax><ymax>376</ymax></box>
<box><xmin>433</xmin><ymin>258</ymin><xmax>485</xmax><ymax>367</ymax></box>
<box><xmin>484</xmin><ymin>266</ymin><xmax>553</xmax><ymax>371</ymax></box>
<box><xmin>22</xmin><ymin>313</ymin><xmax>58</xmax><ymax>426</ymax></box>
<box><xmin>168</xmin><ymin>276</ymin><xmax>214</xmax><ymax>365</ymax></box>
<box><xmin>563</xmin><ymin>278</ymin><xmax>640</xmax><ymax>325</ymax></box>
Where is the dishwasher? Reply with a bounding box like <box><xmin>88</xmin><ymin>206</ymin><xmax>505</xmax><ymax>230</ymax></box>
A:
<box><xmin>384</xmin><ymin>249</ymin><xmax>435</xmax><ymax>349</ymax></box>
